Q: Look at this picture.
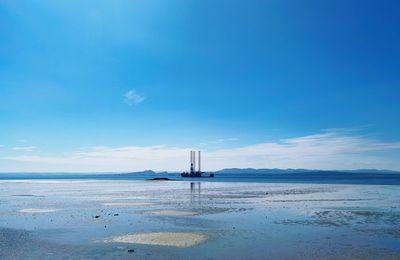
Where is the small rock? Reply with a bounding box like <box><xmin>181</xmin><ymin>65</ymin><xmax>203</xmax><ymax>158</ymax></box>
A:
<box><xmin>114</xmin><ymin>214</ymin><xmax>119</xmax><ymax>216</ymax></box>
<box><xmin>128</xmin><ymin>249</ymin><xmax>135</xmax><ymax>253</ymax></box>
<box><xmin>94</xmin><ymin>215</ymin><xmax>100</xmax><ymax>219</ymax></box>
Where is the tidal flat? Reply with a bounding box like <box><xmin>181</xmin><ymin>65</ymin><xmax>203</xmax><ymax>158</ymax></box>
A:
<box><xmin>0</xmin><ymin>180</ymin><xmax>399</xmax><ymax>259</ymax></box>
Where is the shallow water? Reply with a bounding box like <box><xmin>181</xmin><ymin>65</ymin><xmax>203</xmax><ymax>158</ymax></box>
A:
<box><xmin>0</xmin><ymin>180</ymin><xmax>399</xmax><ymax>259</ymax></box>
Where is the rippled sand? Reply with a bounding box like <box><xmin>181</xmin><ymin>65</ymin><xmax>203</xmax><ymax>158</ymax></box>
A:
<box><xmin>107</xmin><ymin>232</ymin><xmax>208</xmax><ymax>247</ymax></box>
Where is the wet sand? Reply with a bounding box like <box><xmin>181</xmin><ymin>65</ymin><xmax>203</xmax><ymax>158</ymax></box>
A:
<box><xmin>0</xmin><ymin>180</ymin><xmax>399</xmax><ymax>259</ymax></box>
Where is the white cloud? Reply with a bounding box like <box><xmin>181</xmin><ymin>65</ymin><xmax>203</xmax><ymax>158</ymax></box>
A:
<box><xmin>124</xmin><ymin>89</ymin><xmax>145</xmax><ymax>105</ymax></box>
<box><xmin>12</xmin><ymin>146</ymin><xmax>37</xmax><ymax>152</ymax></box>
<box><xmin>1</xmin><ymin>129</ymin><xmax>400</xmax><ymax>172</ymax></box>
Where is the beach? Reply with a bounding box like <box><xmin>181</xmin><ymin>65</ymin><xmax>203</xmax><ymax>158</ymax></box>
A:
<box><xmin>0</xmin><ymin>179</ymin><xmax>399</xmax><ymax>259</ymax></box>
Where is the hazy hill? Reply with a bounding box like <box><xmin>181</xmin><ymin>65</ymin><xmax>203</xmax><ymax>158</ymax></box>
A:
<box><xmin>214</xmin><ymin>168</ymin><xmax>400</xmax><ymax>175</ymax></box>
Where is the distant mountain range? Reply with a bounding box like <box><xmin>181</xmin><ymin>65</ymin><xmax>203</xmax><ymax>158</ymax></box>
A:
<box><xmin>212</xmin><ymin>168</ymin><xmax>400</xmax><ymax>174</ymax></box>
<box><xmin>122</xmin><ymin>168</ymin><xmax>400</xmax><ymax>175</ymax></box>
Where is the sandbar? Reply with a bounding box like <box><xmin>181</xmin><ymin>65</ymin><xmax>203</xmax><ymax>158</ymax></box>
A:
<box><xmin>19</xmin><ymin>208</ymin><xmax>60</xmax><ymax>213</ymax></box>
<box><xmin>102</xmin><ymin>202</ymin><xmax>156</xmax><ymax>206</ymax></box>
<box><xmin>147</xmin><ymin>210</ymin><xmax>198</xmax><ymax>216</ymax></box>
<box><xmin>107</xmin><ymin>232</ymin><xmax>207</xmax><ymax>247</ymax></box>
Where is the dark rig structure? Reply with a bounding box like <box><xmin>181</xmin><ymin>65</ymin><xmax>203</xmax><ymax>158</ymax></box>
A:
<box><xmin>181</xmin><ymin>151</ymin><xmax>214</xmax><ymax>178</ymax></box>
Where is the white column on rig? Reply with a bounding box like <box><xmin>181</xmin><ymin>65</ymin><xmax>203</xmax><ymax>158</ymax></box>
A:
<box><xmin>198</xmin><ymin>151</ymin><xmax>201</xmax><ymax>173</ymax></box>
<box><xmin>190</xmin><ymin>150</ymin><xmax>194</xmax><ymax>173</ymax></box>
<box><xmin>193</xmin><ymin>150</ymin><xmax>196</xmax><ymax>173</ymax></box>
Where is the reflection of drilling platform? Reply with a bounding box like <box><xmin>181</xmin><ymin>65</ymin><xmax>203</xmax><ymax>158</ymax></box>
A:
<box><xmin>181</xmin><ymin>151</ymin><xmax>214</xmax><ymax>178</ymax></box>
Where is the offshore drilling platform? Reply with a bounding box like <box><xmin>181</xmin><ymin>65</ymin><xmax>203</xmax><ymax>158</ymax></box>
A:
<box><xmin>181</xmin><ymin>151</ymin><xmax>214</xmax><ymax>178</ymax></box>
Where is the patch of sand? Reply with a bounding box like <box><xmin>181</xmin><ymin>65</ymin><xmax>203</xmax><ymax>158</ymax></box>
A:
<box><xmin>147</xmin><ymin>210</ymin><xmax>198</xmax><ymax>216</ymax></box>
<box><xmin>107</xmin><ymin>232</ymin><xmax>207</xmax><ymax>248</ymax></box>
<box><xmin>19</xmin><ymin>208</ymin><xmax>60</xmax><ymax>213</ymax></box>
<box><xmin>102</xmin><ymin>202</ymin><xmax>156</xmax><ymax>206</ymax></box>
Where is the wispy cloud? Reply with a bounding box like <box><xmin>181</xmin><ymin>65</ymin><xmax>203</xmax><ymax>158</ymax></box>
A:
<box><xmin>12</xmin><ymin>146</ymin><xmax>37</xmax><ymax>152</ymax></box>
<box><xmin>205</xmin><ymin>130</ymin><xmax>400</xmax><ymax>170</ymax></box>
<box><xmin>1</xmin><ymin>129</ymin><xmax>400</xmax><ymax>172</ymax></box>
<box><xmin>197</xmin><ymin>137</ymin><xmax>239</xmax><ymax>147</ymax></box>
<box><xmin>124</xmin><ymin>89</ymin><xmax>145</xmax><ymax>105</ymax></box>
<box><xmin>216</xmin><ymin>137</ymin><xmax>240</xmax><ymax>143</ymax></box>
<box><xmin>1</xmin><ymin>146</ymin><xmax>190</xmax><ymax>172</ymax></box>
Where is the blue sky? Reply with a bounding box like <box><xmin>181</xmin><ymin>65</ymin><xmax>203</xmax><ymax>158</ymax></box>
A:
<box><xmin>1</xmin><ymin>0</ymin><xmax>400</xmax><ymax>172</ymax></box>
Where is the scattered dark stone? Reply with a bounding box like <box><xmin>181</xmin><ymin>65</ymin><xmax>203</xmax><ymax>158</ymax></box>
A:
<box><xmin>128</xmin><ymin>249</ymin><xmax>135</xmax><ymax>253</ymax></box>
<box><xmin>114</xmin><ymin>214</ymin><xmax>119</xmax><ymax>216</ymax></box>
<box><xmin>94</xmin><ymin>215</ymin><xmax>100</xmax><ymax>218</ymax></box>
<box><xmin>265</xmin><ymin>192</ymin><xmax>269</xmax><ymax>195</ymax></box>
